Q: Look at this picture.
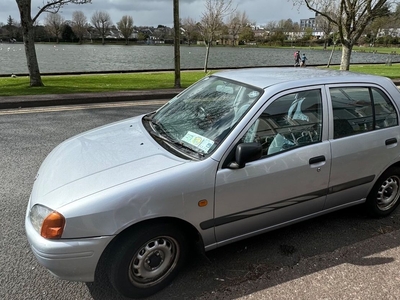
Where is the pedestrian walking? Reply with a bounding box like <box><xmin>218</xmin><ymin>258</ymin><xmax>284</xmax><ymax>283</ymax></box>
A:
<box><xmin>294</xmin><ymin>50</ymin><xmax>300</xmax><ymax>67</ymax></box>
<box><xmin>300</xmin><ymin>53</ymin><xmax>307</xmax><ymax>67</ymax></box>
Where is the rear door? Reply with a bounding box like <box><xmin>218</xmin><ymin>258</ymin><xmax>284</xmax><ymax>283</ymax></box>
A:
<box><xmin>324</xmin><ymin>84</ymin><xmax>400</xmax><ymax>209</ymax></box>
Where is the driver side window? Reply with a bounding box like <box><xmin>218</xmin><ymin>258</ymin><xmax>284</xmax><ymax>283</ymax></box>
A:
<box><xmin>243</xmin><ymin>89</ymin><xmax>323</xmax><ymax>156</ymax></box>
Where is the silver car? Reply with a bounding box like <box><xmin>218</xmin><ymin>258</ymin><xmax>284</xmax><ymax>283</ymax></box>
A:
<box><xmin>26</xmin><ymin>68</ymin><xmax>400</xmax><ymax>298</ymax></box>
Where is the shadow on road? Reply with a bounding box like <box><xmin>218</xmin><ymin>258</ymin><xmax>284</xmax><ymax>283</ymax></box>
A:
<box><xmin>85</xmin><ymin>205</ymin><xmax>400</xmax><ymax>299</ymax></box>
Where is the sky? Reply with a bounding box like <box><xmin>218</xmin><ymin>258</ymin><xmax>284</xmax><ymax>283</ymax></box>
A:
<box><xmin>0</xmin><ymin>0</ymin><xmax>314</xmax><ymax>28</ymax></box>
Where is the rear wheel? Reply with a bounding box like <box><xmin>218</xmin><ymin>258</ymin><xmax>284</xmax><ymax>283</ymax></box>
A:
<box><xmin>107</xmin><ymin>223</ymin><xmax>187</xmax><ymax>299</ymax></box>
<box><xmin>366</xmin><ymin>167</ymin><xmax>400</xmax><ymax>217</ymax></box>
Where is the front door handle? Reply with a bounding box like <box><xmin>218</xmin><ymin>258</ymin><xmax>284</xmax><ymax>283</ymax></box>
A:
<box><xmin>309</xmin><ymin>155</ymin><xmax>326</xmax><ymax>165</ymax></box>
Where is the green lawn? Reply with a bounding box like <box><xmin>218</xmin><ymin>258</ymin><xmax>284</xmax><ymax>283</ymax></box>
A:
<box><xmin>0</xmin><ymin>71</ymin><xmax>207</xmax><ymax>97</ymax></box>
<box><xmin>326</xmin><ymin>64</ymin><xmax>400</xmax><ymax>79</ymax></box>
<box><xmin>1</xmin><ymin>63</ymin><xmax>400</xmax><ymax>97</ymax></box>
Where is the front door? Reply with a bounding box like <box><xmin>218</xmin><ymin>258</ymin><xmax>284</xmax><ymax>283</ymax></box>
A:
<box><xmin>214</xmin><ymin>88</ymin><xmax>332</xmax><ymax>244</ymax></box>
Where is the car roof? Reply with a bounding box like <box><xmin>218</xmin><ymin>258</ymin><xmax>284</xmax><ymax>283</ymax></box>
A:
<box><xmin>213</xmin><ymin>67</ymin><xmax>388</xmax><ymax>89</ymax></box>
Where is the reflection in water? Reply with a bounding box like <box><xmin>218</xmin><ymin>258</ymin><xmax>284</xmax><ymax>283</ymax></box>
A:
<box><xmin>0</xmin><ymin>43</ymin><xmax>397</xmax><ymax>75</ymax></box>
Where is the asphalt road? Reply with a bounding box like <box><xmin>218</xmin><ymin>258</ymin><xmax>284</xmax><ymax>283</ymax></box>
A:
<box><xmin>2</xmin><ymin>100</ymin><xmax>400</xmax><ymax>300</ymax></box>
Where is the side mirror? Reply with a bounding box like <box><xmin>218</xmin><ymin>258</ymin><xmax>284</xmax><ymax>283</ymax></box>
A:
<box><xmin>228</xmin><ymin>142</ymin><xmax>262</xmax><ymax>169</ymax></box>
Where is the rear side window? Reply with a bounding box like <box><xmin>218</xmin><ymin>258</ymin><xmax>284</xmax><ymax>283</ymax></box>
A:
<box><xmin>330</xmin><ymin>87</ymin><xmax>398</xmax><ymax>139</ymax></box>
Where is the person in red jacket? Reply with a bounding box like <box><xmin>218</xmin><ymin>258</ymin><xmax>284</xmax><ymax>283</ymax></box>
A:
<box><xmin>294</xmin><ymin>50</ymin><xmax>300</xmax><ymax>67</ymax></box>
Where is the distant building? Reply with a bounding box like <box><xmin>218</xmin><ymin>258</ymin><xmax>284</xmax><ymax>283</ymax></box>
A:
<box><xmin>300</xmin><ymin>12</ymin><xmax>320</xmax><ymax>31</ymax></box>
<box><xmin>253</xmin><ymin>29</ymin><xmax>266</xmax><ymax>39</ymax></box>
<box><xmin>300</xmin><ymin>17</ymin><xmax>317</xmax><ymax>31</ymax></box>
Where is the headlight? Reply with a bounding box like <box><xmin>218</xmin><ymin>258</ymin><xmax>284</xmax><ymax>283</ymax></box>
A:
<box><xmin>30</xmin><ymin>204</ymin><xmax>65</xmax><ymax>239</ymax></box>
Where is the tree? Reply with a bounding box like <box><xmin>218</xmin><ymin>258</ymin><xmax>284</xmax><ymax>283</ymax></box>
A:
<box><xmin>44</xmin><ymin>13</ymin><xmax>65</xmax><ymax>43</ymax></box>
<box><xmin>153</xmin><ymin>25</ymin><xmax>167</xmax><ymax>41</ymax></box>
<box><xmin>364</xmin><ymin>3</ymin><xmax>393</xmax><ymax>46</ymax></box>
<box><xmin>292</xmin><ymin>0</ymin><xmax>394</xmax><ymax>70</ymax></box>
<box><xmin>264</xmin><ymin>21</ymin><xmax>277</xmax><ymax>45</ymax></box>
<box><xmin>227</xmin><ymin>11</ymin><xmax>250</xmax><ymax>46</ymax></box>
<box><xmin>284</xmin><ymin>19</ymin><xmax>295</xmax><ymax>31</ymax></box>
<box><xmin>315</xmin><ymin>7</ymin><xmax>335</xmax><ymax>49</ymax></box>
<box><xmin>5</xmin><ymin>15</ymin><xmax>18</xmax><ymax>40</ymax></box>
<box><xmin>91</xmin><ymin>10</ymin><xmax>112</xmax><ymax>45</ymax></box>
<box><xmin>198</xmin><ymin>0</ymin><xmax>235</xmax><ymax>72</ymax></box>
<box><xmin>117</xmin><ymin>15</ymin><xmax>134</xmax><ymax>45</ymax></box>
<box><xmin>34</xmin><ymin>24</ymin><xmax>49</xmax><ymax>42</ymax></box>
<box><xmin>181</xmin><ymin>17</ymin><xmax>198</xmax><ymax>45</ymax></box>
<box><xmin>62</xmin><ymin>23</ymin><xmax>76</xmax><ymax>42</ymax></box>
<box><xmin>137</xmin><ymin>31</ymin><xmax>148</xmax><ymax>41</ymax></box>
<box><xmin>270</xmin><ymin>29</ymin><xmax>286</xmax><ymax>46</ymax></box>
<box><xmin>239</xmin><ymin>24</ymin><xmax>255</xmax><ymax>44</ymax></box>
<box><xmin>300</xmin><ymin>27</ymin><xmax>313</xmax><ymax>46</ymax></box>
<box><xmin>394</xmin><ymin>2</ymin><xmax>400</xmax><ymax>24</ymax></box>
<box><xmin>16</xmin><ymin>0</ymin><xmax>91</xmax><ymax>87</ymax></box>
<box><xmin>7</xmin><ymin>15</ymin><xmax>14</xmax><ymax>27</ymax></box>
<box><xmin>71</xmin><ymin>11</ymin><xmax>87</xmax><ymax>44</ymax></box>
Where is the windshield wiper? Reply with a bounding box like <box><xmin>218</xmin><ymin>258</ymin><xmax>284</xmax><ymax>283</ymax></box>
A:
<box><xmin>144</xmin><ymin>113</ymin><xmax>204</xmax><ymax>158</ymax></box>
<box><xmin>143</xmin><ymin>113</ymin><xmax>156</xmax><ymax>123</ymax></box>
<box><xmin>148</xmin><ymin>131</ymin><xmax>204</xmax><ymax>158</ymax></box>
<box><xmin>144</xmin><ymin>113</ymin><xmax>169</xmax><ymax>136</ymax></box>
<box><xmin>173</xmin><ymin>140</ymin><xmax>205</xmax><ymax>157</ymax></box>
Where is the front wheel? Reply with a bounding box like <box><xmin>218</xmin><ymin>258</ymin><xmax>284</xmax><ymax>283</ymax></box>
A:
<box><xmin>366</xmin><ymin>167</ymin><xmax>400</xmax><ymax>217</ymax></box>
<box><xmin>107</xmin><ymin>223</ymin><xmax>187</xmax><ymax>299</ymax></box>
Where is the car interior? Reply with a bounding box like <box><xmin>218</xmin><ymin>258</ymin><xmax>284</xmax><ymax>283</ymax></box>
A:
<box><xmin>243</xmin><ymin>90</ymin><xmax>322</xmax><ymax>156</ymax></box>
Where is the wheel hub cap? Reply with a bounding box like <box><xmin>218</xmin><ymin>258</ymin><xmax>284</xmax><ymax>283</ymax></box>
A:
<box><xmin>146</xmin><ymin>251</ymin><xmax>163</xmax><ymax>269</ymax></box>
<box><xmin>128</xmin><ymin>236</ymin><xmax>179</xmax><ymax>287</ymax></box>
<box><xmin>377</xmin><ymin>177</ymin><xmax>400</xmax><ymax>210</ymax></box>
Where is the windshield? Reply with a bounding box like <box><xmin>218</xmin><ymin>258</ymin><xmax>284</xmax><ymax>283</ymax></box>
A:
<box><xmin>145</xmin><ymin>76</ymin><xmax>262</xmax><ymax>158</ymax></box>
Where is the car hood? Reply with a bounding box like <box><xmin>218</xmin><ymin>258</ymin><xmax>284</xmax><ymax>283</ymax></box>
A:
<box><xmin>31</xmin><ymin>116</ymin><xmax>185</xmax><ymax>209</ymax></box>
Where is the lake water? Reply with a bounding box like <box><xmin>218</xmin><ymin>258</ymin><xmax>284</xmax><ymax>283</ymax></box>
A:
<box><xmin>0</xmin><ymin>43</ymin><xmax>398</xmax><ymax>75</ymax></box>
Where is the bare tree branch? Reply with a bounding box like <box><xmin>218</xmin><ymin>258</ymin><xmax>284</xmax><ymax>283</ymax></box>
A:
<box><xmin>291</xmin><ymin>0</ymin><xmax>396</xmax><ymax>70</ymax></box>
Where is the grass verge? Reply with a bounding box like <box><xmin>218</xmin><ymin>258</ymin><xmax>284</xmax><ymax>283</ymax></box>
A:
<box><xmin>0</xmin><ymin>71</ymin><xmax>207</xmax><ymax>97</ymax></box>
<box><xmin>326</xmin><ymin>64</ymin><xmax>400</xmax><ymax>79</ymax></box>
<box><xmin>0</xmin><ymin>64</ymin><xmax>399</xmax><ymax>97</ymax></box>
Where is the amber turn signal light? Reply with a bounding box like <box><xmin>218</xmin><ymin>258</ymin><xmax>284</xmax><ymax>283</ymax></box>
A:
<box><xmin>41</xmin><ymin>212</ymin><xmax>65</xmax><ymax>239</ymax></box>
<box><xmin>198</xmin><ymin>199</ymin><xmax>208</xmax><ymax>207</ymax></box>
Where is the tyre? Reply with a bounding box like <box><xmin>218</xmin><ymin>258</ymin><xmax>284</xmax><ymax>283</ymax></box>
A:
<box><xmin>107</xmin><ymin>223</ymin><xmax>187</xmax><ymax>299</ymax></box>
<box><xmin>366</xmin><ymin>167</ymin><xmax>400</xmax><ymax>217</ymax></box>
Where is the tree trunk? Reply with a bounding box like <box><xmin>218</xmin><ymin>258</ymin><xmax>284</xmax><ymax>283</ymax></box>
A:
<box><xmin>17</xmin><ymin>0</ymin><xmax>43</xmax><ymax>86</ymax></box>
<box><xmin>204</xmin><ymin>43</ymin><xmax>210</xmax><ymax>73</ymax></box>
<box><xmin>340</xmin><ymin>44</ymin><xmax>353</xmax><ymax>71</ymax></box>
<box><xmin>22</xmin><ymin>27</ymin><xmax>43</xmax><ymax>86</ymax></box>
<box><xmin>327</xmin><ymin>44</ymin><xmax>336</xmax><ymax>68</ymax></box>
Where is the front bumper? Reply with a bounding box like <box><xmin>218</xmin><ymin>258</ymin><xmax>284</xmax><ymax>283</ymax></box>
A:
<box><xmin>25</xmin><ymin>208</ymin><xmax>114</xmax><ymax>282</ymax></box>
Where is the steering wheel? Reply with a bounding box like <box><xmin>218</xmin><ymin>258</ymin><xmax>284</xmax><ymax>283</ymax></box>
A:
<box><xmin>195</xmin><ymin>105</ymin><xmax>213</xmax><ymax>129</ymax></box>
<box><xmin>195</xmin><ymin>106</ymin><xmax>207</xmax><ymax>121</ymax></box>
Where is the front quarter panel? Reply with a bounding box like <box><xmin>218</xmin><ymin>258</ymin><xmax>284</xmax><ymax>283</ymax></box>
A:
<box><xmin>58</xmin><ymin>159</ymin><xmax>218</xmax><ymax>247</ymax></box>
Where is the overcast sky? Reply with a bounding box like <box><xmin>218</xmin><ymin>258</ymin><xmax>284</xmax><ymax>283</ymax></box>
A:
<box><xmin>0</xmin><ymin>0</ymin><xmax>314</xmax><ymax>27</ymax></box>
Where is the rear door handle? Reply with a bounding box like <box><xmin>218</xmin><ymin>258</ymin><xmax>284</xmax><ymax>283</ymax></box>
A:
<box><xmin>385</xmin><ymin>138</ymin><xmax>397</xmax><ymax>146</ymax></box>
<box><xmin>309</xmin><ymin>155</ymin><xmax>326</xmax><ymax>165</ymax></box>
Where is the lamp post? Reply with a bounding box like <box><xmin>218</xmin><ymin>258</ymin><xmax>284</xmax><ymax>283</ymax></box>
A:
<box><xmin>174</xmin><ymin>0</ymin><xmax>181</xmax><ymax>88</ymax></box>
